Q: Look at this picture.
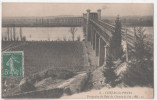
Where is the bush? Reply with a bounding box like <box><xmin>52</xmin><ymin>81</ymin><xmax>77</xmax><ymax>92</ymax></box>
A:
<box><xmin>103</xmin><ymin>57</ymin><xmax>120</xmax><ymax>87</ymax></box>
<box><xmin>123</xmin><ymin>60</ymin><xmax>153</xmax><ymax>87</ymax></box>
<box><xmin>103</xmin><ymin>67</ymin><xmax>118</xmax><ymax>87</ymax></box>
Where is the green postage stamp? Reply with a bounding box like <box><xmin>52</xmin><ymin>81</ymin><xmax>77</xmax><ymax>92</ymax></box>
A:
<box><xmin>2</xmin><ymin>51</ymin><xmax>24</xmax><ymax>77</ymax></box>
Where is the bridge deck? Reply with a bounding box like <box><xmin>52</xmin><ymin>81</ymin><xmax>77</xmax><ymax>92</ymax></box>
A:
<box><xmin>2</xmin><ymin>17</ymin><xmax>83</xmax><ymax>27</ymax></box>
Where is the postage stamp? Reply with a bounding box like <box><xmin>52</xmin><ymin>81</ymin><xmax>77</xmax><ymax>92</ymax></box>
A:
<box><xmin>2</xmin><ymin>51</ymin><xmax>24</xmax><ymax>77</ymax></box>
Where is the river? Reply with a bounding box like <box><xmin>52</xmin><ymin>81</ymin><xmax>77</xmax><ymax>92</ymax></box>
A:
<box><xmin>2</xmin><ymin>27</ymin><xmax>84</xmax><ymax>41</ymax></box>
<box><xmin>2</xmin><ymin>27</ymin><xmax>153</xmax><ymax>41</ymax></box>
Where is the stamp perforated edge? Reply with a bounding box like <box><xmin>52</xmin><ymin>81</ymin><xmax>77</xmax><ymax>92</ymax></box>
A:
<box><xmin>2</xmin><ymin>51</ymin><xmax>24</xmax><ymax>77</ymax></box>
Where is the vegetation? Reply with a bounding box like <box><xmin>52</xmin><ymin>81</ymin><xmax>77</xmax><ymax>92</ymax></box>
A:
<box><xmin>22</xmin><ymin>36</ymin><xmax>26</xmax><ymax>41</ymax></box>
<box><xmin>77</xmin><ymin>35</ymin><xmax>81</xmax><ymax>41</ymax></box>
<box><xmin>103</xmin><ymin>16</ymin><xmax>123</xmax><ymax>87</ymax></box>
<box><xmin>69</xmin><ymin>27</ymin><xmax>77</xmax><ymax>41</ymax></box>
<box><xmin>63</xmin><ymin>36</ymin><xmax>67</xmax><ymax>41</ymax></box>
<box><xmin>102</xmin><ymin>16</ymin><xmax>153</xmax><ymax>87</ymax></box>
<box><xmin>110</xmin><ymin>16</ymin><xmax>123</xmax><ymax>60</ymax></box>
<box><xmin>102</xmin><ymin>16</ymin><xmax>153</xmax><ymax>27</ymax></box>
<box><xmin>123</xmin><ymin>25</ymin><xmax>153</xmax><ymax>87</ymax></box>
<box><xmin>2</xmin><ymin>41</ymin><xmax>85</xmax><ymax>76</ymax></box>
<box><xmin>103</xmin><ymin>57</ymin><xmax>119</xmax><ymax>87</ymax></box>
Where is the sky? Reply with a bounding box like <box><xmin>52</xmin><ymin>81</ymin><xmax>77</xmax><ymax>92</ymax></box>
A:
<box><xmin>2</xmin><ymin>3</ymin><xmax>153</xmax><ymax>17</ymax></box>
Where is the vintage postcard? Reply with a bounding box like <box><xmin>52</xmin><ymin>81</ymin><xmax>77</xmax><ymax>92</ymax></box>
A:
<box><xmin>1</xmin><ymin>3</ymin><xmax>154</xmax><ymax>99</ymax></box>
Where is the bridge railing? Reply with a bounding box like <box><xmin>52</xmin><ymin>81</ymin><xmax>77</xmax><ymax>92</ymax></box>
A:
<box><xmin>100</xmin><ymin>21</ymin><xmax>153</xmax><ymax>48</ymax></box>
<box><xmin>94</xmin><ymin>20</ymin><xmax>135</xmax><ymax>49</ymax></box>
<box><xmin>86</xmin><ymin>17</ymin><xmax>135</xmax><ymax>48</ymax></box>
<box><xmin>89</xmin><ymin>19</ymin><xmax>113</xmax><ymax>44</ymax></box>
<box><xmin>89</xmin><ymin>18</ymin><xmax>135</xmax><ymax>49</ymax></box>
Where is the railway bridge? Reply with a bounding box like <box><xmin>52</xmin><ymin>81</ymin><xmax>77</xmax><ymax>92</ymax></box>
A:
<box><xmin>82</xmin><ymin>9</ymin><xmax>135</xmax><ymax>66</ymax></box>
<box><xmin>2</xmin><ymin>9</ymin><xmax>135</xmax><ymax>67</ymax></box>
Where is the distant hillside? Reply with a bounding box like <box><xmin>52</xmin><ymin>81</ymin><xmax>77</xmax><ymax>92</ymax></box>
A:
<box><xmin>102</xmin><ymin>16</ymin><xmax>153</xmax><ymax>27</ymax></box>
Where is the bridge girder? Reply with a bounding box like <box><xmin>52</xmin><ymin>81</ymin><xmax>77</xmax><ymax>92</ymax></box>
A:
<box><xmin>2</xmin><ymin>17</ymin><xmax>83</xmax><ymax>27</ymax></box>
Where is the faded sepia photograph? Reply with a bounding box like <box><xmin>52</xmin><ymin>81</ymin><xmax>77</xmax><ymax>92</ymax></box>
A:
<box><xmin>1</xmin><ymin>3</ymin><xmax>154</xmax><ymax>99</ymax></box>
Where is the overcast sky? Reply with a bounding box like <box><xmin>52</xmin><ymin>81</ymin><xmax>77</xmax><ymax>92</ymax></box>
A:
<box><xmin>2</xmin><ymin>3</ymin><xmax>153</xmax><ymax>17</ymax></box>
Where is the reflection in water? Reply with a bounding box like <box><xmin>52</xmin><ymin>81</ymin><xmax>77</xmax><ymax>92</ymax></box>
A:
<box><xmin>2</xmin><ymin>27</ymin><xmax>84</xmax><ymax>41</ymax></box>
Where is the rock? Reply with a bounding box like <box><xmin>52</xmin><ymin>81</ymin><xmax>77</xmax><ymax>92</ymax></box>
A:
<box><xmin>55</xmin><ymin>69</ymin><xmax>75</xmax><ymax>79</ymax></box>
<box><xmin>18</xmin><ymin>68</ymin><xmax>76</xmax><ymax>92</ymax></box>
<box><xmin>58</xmin><ymin>73</ymin><xmax>88</xmax><ymax>94</ymax></box>
<box><xmin>91</xmin><ymin>67</ymin><xmax>106</xmax><ymax>89</ymax></box>
<box><xmin>31</xmin><ymin>73</ymin><xmax>43</xmax><ymax>84</ymax></box>
<box><xmin>34</xmin><ymin>77</ymin><xmax>63</xmax><ymax>90</ymax></box>
<box><xmin>46</xmin><ymin>69</ymin><xmax>56</xmax><ymax>78</ymax></box>
<box><xmin>38</xmin><ymin>70</ymin><xmax>49</xmax><ymax>80</ymax></box>
<box><xmin>47</xmin><ymin>69</ymin><xmax>75</xmax><ymax>79</ymax></box>
<box><xmin>64</xmin><ymin>87</ymin><xmax>72</xmax><ymax>95</ymax></box>
<box><xmin>19</xmin><ymin>78</ymin><xmax>36</xmax><ymax>92</ymax></box>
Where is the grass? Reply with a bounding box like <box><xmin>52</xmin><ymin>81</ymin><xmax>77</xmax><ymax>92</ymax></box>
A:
<box><xmin>2</xmin><ymin>41</ymin><xmax>86</xmax><ymax>76</ymax></box>
<box><xmin>2</xmin><ymin>41</ymin><xmax>88</xmax><ymax>96</ymax></box>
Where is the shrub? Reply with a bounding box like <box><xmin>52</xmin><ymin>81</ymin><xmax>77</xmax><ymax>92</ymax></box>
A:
<box><xmin>103</xmin><ymin>57</ymin><xmax>119</xmax><ymax>87</ymax></box>
<box><xmin>123</xmin><ymin>60</ymin><xmax>153</xmax><ymax>87</ymax></box>
<box><xmin>103</xmin><ymin>67</ymin><xmax>118</xmax><ymax>87</ymax></box>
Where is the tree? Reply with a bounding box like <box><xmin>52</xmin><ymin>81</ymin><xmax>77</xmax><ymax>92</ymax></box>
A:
<box><xmin>133</xmin><ymin>26</ymin><xmax>153</xmax><ymax>62</ymax></box>
<box><xmin>16</xmin><ymin>37</ymin><xmax>19</xmax><ymax>41</ymax></box>
<box><xmin>122</xmin><ymin>19</ymin><xmax>154</xmax><ymax>87</ymax></box>
<box><xmin>132</xmin><ymin>18</ymin><xmax>153</xmax><ymax>62</ymax></box>
<box><xmin>2</xmin><ymin>36</ymin><xmax>4</xmax><ymax>41</ymax></box>
<box><xmin>63</xmin><ymin>36</ymin><xmax>67</xmax><ymax>41</ymax></box>
<box><xmin>20</xmin><ymin>27</ymin><xmax>23</xmax><ymax>41</ymax></box>
<box><xmin>13</xmin><ymin>27</ymin><xmax>16</xmax><ymax>41</ymax></box>
<box><xmin>4</xmin><ymin>37</ymin><xmax>7</xmax><ymax>41</ymax></box>
<box><xmin>22</xmin><ymin>36</ymin><xmax>26</xmax><ymax>41</ymax></box>
<box><xmin>103</xmin><ymin>57</ymin><xmax>119</xmax><ymax>87</ymax></box>
<box><xmin>57</xmin><ymin>37</ymin><xmax>61</xmax><ymax>41</ymax></box>
<box><xmin>10</xmin><ymin>28</ymin><xmax>12</xmax><ymax>41</ymax></box>
<box><xmin>48</xmin><ymin>33</ymin><xmax>50</xmax><ymax>41</ymax></box>
<box><xmin>82</xmin><ymin>26</ymin><xmax>86</xmax><ymax>39</ymax></box>
<box><xmin>69</xmin><ymin>27</ymin><xmax>77</xmax><ymax>41</ymax></box>
<box><xmin>110</xmin><ymin>15</ymin><xmax>123</xmax><ymax>60</ymax></box>
<box><xmin>134</xmin><ymin>27</ymin><xmax>145</xmax><ymax>60</ymax></box>
<box><xmin>7</xmin><ymin>27</ymin><xmax>10</xmax><ymax>41</ymax></box>
<box><xmin>77</xmin><ymin>35</ymin><xmax>81</xmax><ymax>41</ymax></box>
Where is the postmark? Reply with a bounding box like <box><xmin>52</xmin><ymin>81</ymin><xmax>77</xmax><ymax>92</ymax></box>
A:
<box><xmin>2</xmin><ymin>51</ymin><xmax>24</xmax><ymax>77</ymax></box>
